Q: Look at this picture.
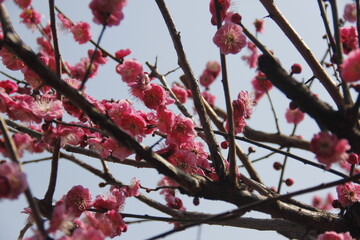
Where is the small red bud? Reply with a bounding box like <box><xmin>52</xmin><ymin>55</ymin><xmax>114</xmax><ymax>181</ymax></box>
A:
<box><xmin>346</xmin><ymin>153</ymin><xmax>359</xmax><ymax>165</ymax></box>
<box><xmin>221</xmin><ymin>141</ymin><xmax>229</xmax><ymax>149</ymax></box>
<box><xmin>231</xmin><ymin>13</ymin><xmax>242</xmax><ymax>24</ymax></box>
<box><xmin>289</xmin><ymin>101</ymin><xmax>298</xmax><ymax>110</ymax></box>
<box><xmin>193</xmin><ymin>196</ymin><xmax>200</xmax><ymax>206</ymax></box>
<box><xmin>285</xmin><ymin>178</ymin><xmax>294</xmax><ymax>186</ymax></box>
<box><xmin>273</xmin><ymin>162</ymin><xmax>282</xmax><ymax>170</ymax></box>
<box><xmin>291</xmin><ymin>63</ymin><xmax>302</xmax><ymax>74</ymax></box>
<box><xmin>248</xmin><ymin>147</ymin><xmax>255</xmax><ymax>153</ymax></box>
<box><xmin>135</xmin><ymin>155</ymin><xmax>142</xmax><ymax>161</ymax></box>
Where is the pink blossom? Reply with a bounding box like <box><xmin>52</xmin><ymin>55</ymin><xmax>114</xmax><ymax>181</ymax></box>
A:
<box><xmin>36</xmin><ymin>37</ymin><xmax>54</xmax><ymax>56</ymax></box>
<box><xmin>115</xmin><ymin>48</ymin><xmax>131</xmax><ymax>60</ymax></box>
<box><xmin>206</xmin><ymin>60</ymin><xmax>221</xmax><ymax>78</ymax></box>
<box><xmin>0</xmin><ymin>89</ymin><xmax>13</xmax><ymax>113</ymax></box>
<box><xmin>251</xmin><ymin>71</ymin><xmax>273</xmax><ymax>103</ymax></box>
<box><xmin>171</xmin><ymin>83</ymin><xmax>188</xmax><ymax>104</ymax></box>
<box><xmin>32</xmin><ymin>94</ymin><xmax>63</xmax><ymax>121</ymax></box>
<box><xmin>167</xmin><ymin>115</ymin><xmax>196</xmax><ymax>146</ymax></box>
<box><xmin>317</xmin><ymin>231</ymin><xmax>353</xmax><ymax>240</ymax></box>
<box><xmin>213</xmin><ymin>22</ymin><xmax>247</xmax><ymax>55</ymax></box>
<box><xmin>310</xmin><ymin>132</ymin><xmax>350</xmax><ymax>169</ymax></box>
<box><xmin>233</xmin><ymin>90</ymin><xmax>254</xmax><ymax>119</ymax></box>
<box><xmin>57</xmin><ymin>13</ymin><xmax>73</xmax><ymax>31</ymax></box>
<box><xmin>209</xmin><ymin>0</ymin><xmax>230</xmax><ymax>25</ymax></box>
<box><xmin>341</xmin><ymin>49</ymin><xmax>360</xmax><ymax>82</ymax></box>
<box><xmin>0</xmin><ymin>80</ymin><xmax>18</xmax><ymax>94</ymax></box>
<box><xmin>312</xmin><ymin>193</ymin><xmax>334</xmax><ymax>211</ymax></box>
<box><xmin>242</xmin><ymin>42</ymin><xmax>258</xmax><ymax>68</ymax></box>
<box><xmin>168</xmin><ymin>150</ymin><xmax>205</xmax><ymax>175</ymax></box>
<box><xmin>103</xmin><ymin>137</ymin><xmax>133</xmax><ymax>160</ymax></box>
<box><xmin>72</xmin><ymin>22</ymin><xmax>92</xmax><ymax>44</ymax></box>
<box><xmin>129</xmin><ymin>73</ymin><xmax>151</xmax><ymax>100</ymax></box>
<box><xmin>93</xmin><ymin>187</ymin><xmax>125</xmax><ymax>211</ymax></box>
<box><xmin>71</xmin><ymin>57</ymin><xmax>99</xmax><ymax>80</ymax></box>
<box><xmin>19</xmin><ymin>8</ymin><xmax>42</xmax><ymax>29</ymax></box>
<box><xmin>340</xmin><ymin>26</ymin><xmax>358</xmax><ymax>55</ymax></box>
<box><xmin>84</xmin><ymin>210</ymin><xmax>127</xmax><ymax>238</ymax></box>
<box><xmin>199</xmin><ymin>70</ymin><xmax>216</xmax><ymax>88</ymax></box>
<box><xmin>14</xmin><ymin>0</ymin><xmax>31</xmax><ymax>8</ymax></box>
<box><xmin>44</xmin><ymin>124</ymin><xmax>85</xmax><ymax>148</ymax></box>
<box><xmin>254</xmin><ymin>18</ymin><xmax>265</xmax><ymax>33</ymax></box>
<box><xmin>13</xmin><ymin>133</ymin><xmax>33</xmax><ymax>158</ymax></box>
<box><xmin>156</xmin><ymin>106</ymin><xmax>175</xmax><ymax>133</ymax></box>
<box><xmin>107</xmin><ymin>99</ymin><xmax>134</xmax><ymax>125</ymax></box>
<box><xmin>0</xmin><ymin>161</ymin><xmax>27</xmax><ymax>200</ymax></box>
<box><xmin>88</xmin><ymin>137</ymin><xmax>111</xmax><ymax>159</ymax></box>
<box><xmin>118</xmin><ymin>112</ymin><xmax>147</xmax><ymax>138</ymax></box>
<box><xmin>8</xmin><ymin>94</ymin><xmax>41</xmax><ymax>123</ymax></box>
<box><xmin>48</xmin><ymin>204</ymin><xmax>75</xmax><ymax>234</ymax></box>
<box><xmin>71</xmin><ymin>227</ymin><xmax>105</xmax><ymax>240</ymax></box>
<box><xmin>142</xmin><ymin>83</ymin><xmax>167</xmax><ymax>110</ymax></box>
<box><xmin>121</xmin><ymin>177</ymin><xmax>140</xmax><ymax>197</ymax></box>
<box><xmin>226</xmin><ymin>115</ymin><xmax>246</xmax><ymax>134</ymax></box>
<box><xmin>89</xmin><ymin>0</ymin><xmax>128</xmax><ymax>27</ymax></box>
<box><xmin>285</xmin><ymin>107</ymin><xmax>305</xmax><ymax>125</ymax></box>
<box><xmin>0</xmin><ymin>48</ymin><xmax>25</xmax><ymax>71</ymax></box>
<box><xmin>88</xmin><ymin>49</ymin><xmax>108</xmax><ymax>65</ymax></box>
<box><xmin>336</xmin><ymin>182</ymin><xmax>360</xmax><ymax>207</ymax></box>
<box><xmin>63</xmin><ymin>185</ymin><xmax>92</xmax><ymax>217</ymax></box>
<box><xmin>343</xmin><ymin>3</ymin><xmax>357</xmax><ymax>23</ymax></box>
<box><xmin>116</xmin><ymin>59</ymin><xmax>143</xmax><ymax>84</ymax></box>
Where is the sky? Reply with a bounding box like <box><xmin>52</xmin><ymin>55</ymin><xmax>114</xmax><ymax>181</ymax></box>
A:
<box><xmin>0</xmin><ymin>0</ymin><xmax>355</xmax><ymax>240</ymax></box>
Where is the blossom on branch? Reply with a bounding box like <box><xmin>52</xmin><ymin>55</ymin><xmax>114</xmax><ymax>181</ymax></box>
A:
<box><xmin>213</xmin><ymin>22</ymin><xmax>247</xmax><ymax>55</ymax></box>
<box><xmin>0</xmin><ymin>161</ymin><xmax>27</xmax><ymax>200</ymax></box>
<box><xmin>336</xmin><ymin>182</ymin><xmax>360</xmax><ymax>208</ymax></box>
<box><xmin>89</xmin><ymin>0</ymin><xmax>128</xmax><ymax>27</ymax></box>
<box><xmin>341</xmin><ymin>48</ymin><xmax>360</xmax><ymax>82</ymax></box>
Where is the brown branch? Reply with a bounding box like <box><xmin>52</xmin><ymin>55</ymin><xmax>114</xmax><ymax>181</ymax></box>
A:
<box><xmin>258</xmin><ymin>0</ymin><xmax>344</xmax><ymax>108</ymax></box>
<box><xmin>258</xmin><ymin>54</ymin><xmax>360</xmax><ymax>154</ymax></box>
<box><xmin>155</xmin><ymin>0</ymin><xmax>226</xmax><ymax>179</ymax></box>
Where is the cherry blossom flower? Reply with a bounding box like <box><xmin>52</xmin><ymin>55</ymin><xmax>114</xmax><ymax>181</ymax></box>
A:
<box><xmin>89</xmin><ymin>0</ymin><xmax>128</xmax><ymax>27</ymax></box>
<box><xmin>171</xmin><ymin>83</ymin><xmax>188</xmax><ymax>104</ymax></box>
<box><xmin>71</xmin><ymin>227</ymin><xmax>105</xmax><ymax>240</ymax></box>
<box><xmin>167</xmin><ymin>115</ymin><xmax>197</xmax><ymax>146</ymax></box>
<box><xmin>13</xmin><ymin>133</ymin><xmax>33</xmax><ymax>158</ymax></box>
<box><xmin>206</xmin><ymin>60</ymin><xmax>221</xmax><ymax>78</ymax></box>
<box><xmin>118</xmin><ymin>112</ymin><xmax>147</xmax><ymax>138</ymax></box>
<box><xmin>156</xmin><ymin>106</ymin><xmax>175</xmax><ymax>133</ymax></box>
<box><xmin>84</xmin><ymin>210</ymin><xmax>127</xmax><ymax>238</ymax></box>
<box><xmin>340</xmin><ymin>26</ymin><xmax>358</xmax><ymax>55</ymax></box>
<box><xmin>93</xmin><ymin>187</ymin><xmax>125</xmax><ymax>211</ymax></box>
<box><xmin>8</xmin><ymin>94</ymin><xmax>41</xmax><ymax>123</ymax></box>
<box><xmin>121</xmin><ymin>178</ymin><xmax>140</xmax><ymax>197</ymax></box>
<box><xmin>233</xmin><ymin>90</ymin><xmax>254</xmax><ymax>119</ymax></box>
<box><xmin>63</xmin><ymin>185</ymin><xmax>92</xmax><ymax>217</ymax></box>
<box><xmin>32</xmin><ymin>95</ymin><xmax>63</xmax><ymax>121</ymax></box>
<box><xmin>343</xmin><ymin>3</ymin><xmax>356</xmax><ymax>23</ymax></box>
<box><xmin>0</xmin><ymin>80</ymin><xmax>18</xmax><ymax>94</ymax></box>
<box><xmin>103</xmin><ymin>137</ymin><xmax>133</xmax><ymax>160</ymax></box>
<box><xmin>285</xmin><ymin>107</ymin><xmax>305</xmax><ymax>125</ymax></box>
<box><xmin>116</xmin><ymin>59</ymin><xmax>143</xmax><ymax>84</ymax></box>
<box><xmin>0</xmin><ymin>48</ymin><xmax>25</xmax><ymax>71</ymax></box>
<box><xmin>72</xmin><ymin>22</ymin><xmax>92</xmax><ymax>44</ymax></box>
<box><xmin>242</xmin><ymin>42</ymin><xmax>258</xmax><ymax>68</ymax></box>
<box><xmin>336</xmin><ymin>182</ymin><xmax>360</xmax><ymax>207</ymax></box>
<box><xmin>317</xmin><ymin>231</ymin><xmax>353</xmax><ymax>240</ymax></box>
<box><xmin>19</xmin><ymin>8</ymin><xmax>42</xmax><ymax>29</ymax></box>
<box><xmin>254</xmin><ymin>18</ymin><xmax>265</xmax><ymax>33</ymax></box>
<box><xmin>142</xmin><ymin>83</ymin><xmax>168</xmax><ymax>110</ymax></box>
<box><xmin>312</xmin><ymin>193</ymin><xmax>334</xmax><ymax>211</ymax></box>
<box><xmin>0</xmin><ymin>161</ymin><xmax>27</xmax><ymax>200</ymax></box>
<box><xmin>48</xmin><ymin>204</ymin><xmax>75</xmax><ymax>234</ymax></box>
<box><xmin>14</xmin><ymin>0</ymin><xmax>31</xmax><ymax>9</ymax></box>
<box><xmin>71</xmin><ymin>57</ymin><xmax>99</xmax><ymax>80</ymax></box>
<box><xmin>88</xmin><ymin>49</ymin><xmax>108</xmax><ymax>65</ymax></box>
<box><xmin>168</xmin><ymin>150</ymin><xmax>205</xmax><ymax>175</ymax></box>
<box><xmin>213</xmin><ymin>22</ymin><xmax>247</xmax><ymax>55</ymax></box>
<box><xmin>310</xmin><ymin>132</ymin><xmax>350</xmax><ymax>169</ymax></box>
<box><xmin>251</xmin><ymin>71</ymin><xmax>273</xmax><ymax>103</ymax></box>
<box><xmin>200</xmin><ymin>70</ymin><xmax>216</xmax><ymax>88</ymax></box>
<box><xmin>341</xmin><ymin>49</ymin><xmax>360</xmax><ymax>82</ymax></box>
<box><xmin>209</xmin><ymin>0</ymin><xmax>230</xmax><ymax>25</ymax></box>
<box><xmin>57</xmin><ymin>13</ymin><xmax>73</xmax><ymax>31</ymax></box>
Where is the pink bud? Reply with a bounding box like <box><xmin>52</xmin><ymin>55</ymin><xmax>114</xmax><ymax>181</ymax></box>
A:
<box><xmin>291</xmin><ymin>63</ymin><xmax>302</xmax><ymax>74</ymax></box>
